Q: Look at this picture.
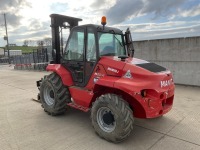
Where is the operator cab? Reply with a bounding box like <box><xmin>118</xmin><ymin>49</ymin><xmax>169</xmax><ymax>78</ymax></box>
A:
<box><xmin>61</xmin><ymin>24</ymin><xmax>128</xmax><ymax>87</ymax></box>
<box><xmin>49</xmin><ymin>14</ymin><xmax>133</xmax><ymax>87</ymax></box>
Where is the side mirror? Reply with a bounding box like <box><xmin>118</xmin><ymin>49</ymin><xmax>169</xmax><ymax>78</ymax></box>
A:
<box><xmin>125</xmin><ymin>28</ymin><xmax>134</xmax><ymax>57</ymax></box>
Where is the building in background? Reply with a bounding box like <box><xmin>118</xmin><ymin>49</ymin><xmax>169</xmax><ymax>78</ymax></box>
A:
<box><xmin>0</xmin><ymin>48</ymin><xmax>5</xmax><ymax>57</ymax></box>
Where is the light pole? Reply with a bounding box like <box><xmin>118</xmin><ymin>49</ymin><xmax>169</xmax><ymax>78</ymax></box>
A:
<box><xmin>3</xmin><ymin>13</ymin><xmax>10</xmax><ymax>64</ymax></box>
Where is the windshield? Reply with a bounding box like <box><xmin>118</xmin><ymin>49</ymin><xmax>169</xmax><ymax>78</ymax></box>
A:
<box><xmin>98</xmin><ymin>32</ymin><xmax>126</xmax><ymax>56</ymax></box>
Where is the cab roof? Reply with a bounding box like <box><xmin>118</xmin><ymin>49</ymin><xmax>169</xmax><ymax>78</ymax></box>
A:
<box><xmin>73</xmin><ymin>24</ymin><xmax>123</xmax><ymax>35</ymax></box>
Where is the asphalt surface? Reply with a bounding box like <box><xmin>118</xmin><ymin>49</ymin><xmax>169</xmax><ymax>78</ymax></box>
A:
<box><xmin>0</xmin><ymin>65</ymin><xmax>200</xmax><ymax>150</ymax></box>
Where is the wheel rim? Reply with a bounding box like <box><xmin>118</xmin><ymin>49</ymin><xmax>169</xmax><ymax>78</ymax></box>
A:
<box><xmin>43</xmin><ymin>84</ymin><xmax>55</xmax><ymax>106</ymax></box>
<box><xmin>97</xmin><ymin>107</ymin><xmax>116</xmax><ymax>133</ymax></box>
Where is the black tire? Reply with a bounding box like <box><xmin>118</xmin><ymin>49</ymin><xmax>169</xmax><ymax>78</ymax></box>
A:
<box><xmin>91</xmin><ymin>94</ymin><xmax>134</xmax><ymax>143</ymax></box>
<box><xmin>40</xmin><ymin>73</ymin><xmax>71</xmax><ymax>115</ymax></box>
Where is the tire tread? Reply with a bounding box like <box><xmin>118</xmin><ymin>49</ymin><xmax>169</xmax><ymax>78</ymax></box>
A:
<box><xmin>40</xmin><ymin>73</ymin><xmax>71</xmax><ymax>116</ymax></box>
<box><xmin>91</xmin><ymin>93</ymin><xmax>134</xmax><ymax>143</ymax></box>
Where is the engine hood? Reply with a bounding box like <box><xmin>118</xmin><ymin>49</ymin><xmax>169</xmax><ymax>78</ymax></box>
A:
<box><xmin>98</xmin><ymin>56</ymin><xmax>173</xmax><ymax>90</ymax></box>
<box><xmin>98</xmin><ymin>56</ymin><xmax>168</xmax><ymax>76</ymax></box>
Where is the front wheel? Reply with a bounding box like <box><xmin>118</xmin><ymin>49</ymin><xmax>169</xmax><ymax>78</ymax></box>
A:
<box><xmin>91</xmin><ymin>94</ymin><xmax>134</xmax><ymax>143</ymax></box>
<box><xmin>40</xmin><ymin>73</ymin><xmax>71</xmax><ymax>115</ymax></box>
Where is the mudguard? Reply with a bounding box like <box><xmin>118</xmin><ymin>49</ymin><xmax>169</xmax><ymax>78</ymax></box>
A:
<box><xmin>46</xmin><ymin>64</ymin><xmax>74</xmax><ymax>86</ymax></box>
<box><xmin>92</xmin><ymin>76</ymin><xmax>147</xmax><ymax>118</ymax></box>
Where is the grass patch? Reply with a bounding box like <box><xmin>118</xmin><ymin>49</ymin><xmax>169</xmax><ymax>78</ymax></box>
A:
<box><xmin>8</xmin><ymin>46</ymin><xmax>38</xmax><ymax>53</ymax></box>
<box><xmin>1</xmin><ymin>46</ymin><xmax>38</xmax><ymax>53</ymax></box>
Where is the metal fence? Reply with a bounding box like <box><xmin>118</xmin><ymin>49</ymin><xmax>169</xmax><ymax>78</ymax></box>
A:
<box><xmin>0</xmin><ymin>47</ymin><xmax>52</xmax><ymax>71</ymax></box>
<box><xmin>13</xmin><ymin>49</ymin><xmax>48</xmax><ymax>64</ymax></box>
<box><xmin>0</xmin><ymin>57</ymin><xmax>9</xmax><ymax>64</ymax></box>
<box><xmin>13</xmin><ymin>48</ymin><xmax>49</xmax><ymax>71</ymax></box>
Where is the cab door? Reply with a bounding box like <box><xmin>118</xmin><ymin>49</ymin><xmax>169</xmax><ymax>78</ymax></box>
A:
<box><xmin>62</xmin><ymin>27</ymin><xmax>86</xmax><ymax>86</ymax></box>
<box><xmin>85</xmin><ymin>27</ymin><xmax>98</xmax><ymax>85</ymax></box>
<box><xmin>62</xmin><ymin>26</ymin><xmax>98</xmax><ymax>87</ymax></box>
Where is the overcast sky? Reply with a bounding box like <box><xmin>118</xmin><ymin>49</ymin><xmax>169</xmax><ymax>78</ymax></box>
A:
<box><xmin>0</xmin><ymin>0</ymin><xmax>200</xmax><ymax>46</ymax></box>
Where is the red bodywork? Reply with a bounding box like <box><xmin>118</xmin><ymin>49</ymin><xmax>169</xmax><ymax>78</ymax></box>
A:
<box><xmin>46</xmin><ymin>56</ymin><xmax>175</xmax><ymax>118</ymax></box>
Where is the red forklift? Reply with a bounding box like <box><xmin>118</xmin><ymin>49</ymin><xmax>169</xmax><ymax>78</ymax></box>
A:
<box><xmin>37</xmin><ymin>14</ymin><xmax>175</xmax><ymax>143</ymax></box>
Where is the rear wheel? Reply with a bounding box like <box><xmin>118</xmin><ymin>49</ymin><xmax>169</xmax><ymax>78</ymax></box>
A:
<box><xmin>91</xmin><ymin>94</ymin><xmax>134</xmax><ymax>143</ymax></box>
<box><xmin>40</xmin><ymin>73</ymin><xmax>71</xmax><ymax>115</ymax></box>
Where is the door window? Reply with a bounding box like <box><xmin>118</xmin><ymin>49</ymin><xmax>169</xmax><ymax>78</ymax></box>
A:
<box><xmin>86</xmin><ymin>28</ymin><xmax>96</xmax><ymax>61</ymax></box>
<box><xmin>64</xmin><ymin>29</ymin><xmax>84</xmax><ymax>60</ymax></box>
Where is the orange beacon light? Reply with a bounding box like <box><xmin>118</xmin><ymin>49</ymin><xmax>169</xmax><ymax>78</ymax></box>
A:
<box><xmin>101</xmin><ymin>16</ymin><xmax>107</xmax><ymax>25</ymax></box>
<box><xmin>101</xmin><ymin>16</ymin><xmax>106</xmax><ymax>29</ymax></box>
